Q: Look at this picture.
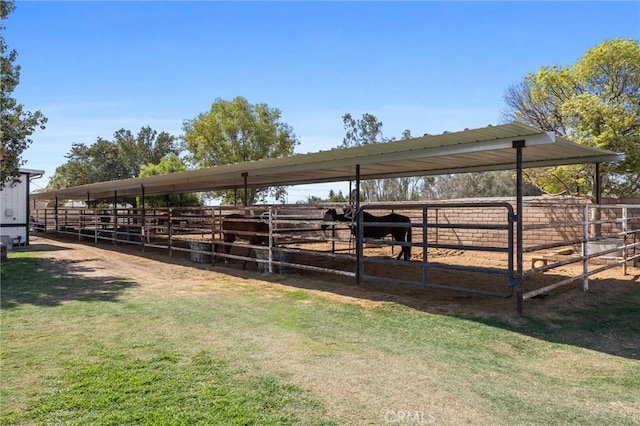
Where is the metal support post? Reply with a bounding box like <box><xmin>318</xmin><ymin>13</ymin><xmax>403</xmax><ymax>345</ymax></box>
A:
<box><xmin>513</xmin><ymin>140</ymin><xmax>525</xmax><ymax>315</ymax></box>
<box><xmin>355</xmin><ymin>164</ymin><xmax>361</xmax><ymax>287</ymax></box>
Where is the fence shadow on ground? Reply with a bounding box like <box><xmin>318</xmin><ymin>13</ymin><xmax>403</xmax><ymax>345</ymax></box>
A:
<box><xmin>272</xmin><ymin>261</ymin><xmax>640</xmax><ymax>360</ymax></box>
<box><xmin>138</xmin><ymin>243</ymin><xmax>640</xmax><ymax>360</ymax></box>
<box><xmin>30</xmin><ymin>234</ymin><xmax>640</xmax><ymax>360</ymax></box>
<box><xmin>456</xmin><ymin>278</ymin><xmax>640</xmax><ymax>360</ymax></box>
<box><xmin>26</xmin><ymin>241</ymin><xmax>73</xmax><ymax>252</ymax></box>
<box><xmin>221</xmin><ymin>259</ymin><xmax>640</xmax><ymax>361</ymax></box>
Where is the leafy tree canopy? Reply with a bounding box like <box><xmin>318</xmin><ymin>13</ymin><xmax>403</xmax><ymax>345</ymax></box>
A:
<box><xmin>503</xmin><ymin>38</ymin><xmax>640</xmax><ymax>197</ymax></box>
<box><xmin>1</xmin><ymin>0</ymin><xmax>47</xmax><ymax>188</ymax></box>
<box><xmin>47</xmin><ymin>126</ymin><xmax>178</xmax><ymax>190</ymax></box>
<box><xmin>341</xmin><ymin>114</ymin><xmax>424</xmax><ymax>201</ymax></box>
<box><xmin>182</xmin><ymin>96</ymin><xmax>299</xmax><ymax>205</ymax></box>
<box><xmin>342</xmin><ymin>113</ymin><xmax>385</xmax><ymax>147</ymax></box>
<box><xmin>115</xmin><ymin>127</ymin><xmax>178</xmax><ymax>179</ymax></box>
<box><xmin>138</xmin><ymin>153</ymin><xmax>202</xmax><ymax>208</ymax></box>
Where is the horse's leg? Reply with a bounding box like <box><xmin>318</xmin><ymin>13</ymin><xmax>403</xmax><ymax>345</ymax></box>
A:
<box><xmin>396</xmin><ymin>248</ymin><xmax>403</xmax><ymax>260</ymax></box>
<box><xmin>242</xmin><ymin>245</ymin><xmax>250</xmax><ymax>270</ymax></box>
<box><xmin>395</xmin><ymin>237</ymin><xmax>404</xmax><ymax>261</ymax></box>
<box><xmin>387</xmin><ymin>228</ymin><xmax>403</xmax><ymax>261</ymax></box>
<box><xmin>223</xmin><ymin>234</ymin><xmax>234</xmax><ymax>264</ymax></box>
<box><xmin>393</xmin><ymin>227</ymin><xmax>412</xmax><ymax>261</ymax></box>
<box><xmin>243</xmin><ymin>236</ymin><xmax>259</xmax><ymax>270</ymax></box>
<box><xmin>405</xmin><ymin>226</ymin><xmax>412</xmax><ymax>261</ymax></box>
<box><xmin>212</xmin><ymin>241</ymin><xmax>221</xmax><ymax>263</ymax></box>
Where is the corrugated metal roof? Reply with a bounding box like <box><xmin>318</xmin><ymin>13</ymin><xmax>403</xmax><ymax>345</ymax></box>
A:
<box><xmin>30</xmin><ymin>122</ymin><xmax>624</xmax><ymax>201</ymax></box>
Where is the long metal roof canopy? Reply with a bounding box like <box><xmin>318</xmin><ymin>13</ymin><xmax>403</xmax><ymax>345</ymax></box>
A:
<box><xmin>31</xmin><ymin>122</ymin><xmax>624</xmax><ymax>201</ymax></box>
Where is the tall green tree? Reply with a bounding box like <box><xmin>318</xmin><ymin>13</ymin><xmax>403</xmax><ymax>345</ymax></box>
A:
<box><xmin>503</xmin><ymin>38</ymin><xmax>640</xmax><ymax>197</ymax></box>
<box><xmin>341</xmin><ymin>113</ymin><xmax>384</xmax><ymax>148</ymax></box>
<box><xmin>138</xmin><ymin>153</ymin><xmax>202</xmax><ymax>208</ymax></box>
<box><xmin>341</xmin><ymin>113</ymin><xmax>386</xmax><ymax>202</ymax></box>
<box><xmin>48</xmin><ymin>127</ymin><xmax>178</xmax><ymax>190</ymax></box>
<box><xmin>115</xmin><ymin>127</ymin><xmax>178</xmax><ymax>179</ymax></box>
<box><xmin>0</xmin><ymin>0</ymin><xmax>47</xmax><ymax>188</ymax></box>
<box><xmin>47</xmin><ymin>139</ymin><xmax>123</xmax><ymax>189</ymax></box>
<box><xmin>182</xmin><ymin>96</ymin><xmax>299</xmax><ymax>205</ymax></box>
<box><xmin>341</xmin><ymin>114</ymin><xmax>424</xmax><ymax>201</ymax></box>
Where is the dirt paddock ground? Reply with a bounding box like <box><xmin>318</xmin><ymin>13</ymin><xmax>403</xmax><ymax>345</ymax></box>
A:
<box><xmin>24</xmin><ymin>234</ymin><xmax>640</xmax><ymax>317</ymax></box>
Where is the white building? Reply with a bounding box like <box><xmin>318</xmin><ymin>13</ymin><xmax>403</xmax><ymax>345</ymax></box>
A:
<box><xmin>0</xmin><ymin>169</ymin><xmax>44</xmax><ymax>248</ymax></box>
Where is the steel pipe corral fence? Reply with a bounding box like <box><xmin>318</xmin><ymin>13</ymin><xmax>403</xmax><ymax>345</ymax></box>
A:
<box><xmin>522</xmin><ymin>203</ymin><xmax>640</xmax><ymax>300</ymax></box>
<box><xmin>31</xmin><ymin>201</ymin><xmax>639</xmax><ymax>311</ymax></box>
<box><xmin>353</xmin><ymin>202</ymin><xmax>517</xmax><ymax>298</ymax></box>
<box><xmin>30</xmin><ymin>202</ymin><xmax>519</xmax><ymax>299</ymax></box>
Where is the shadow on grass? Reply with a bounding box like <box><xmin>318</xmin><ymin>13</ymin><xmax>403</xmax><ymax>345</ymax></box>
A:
<box><xmin>214</xmin><ymin>261</ymin><xmax>640</xmax><ymax>360</ymax></box>
<box><xmin>462</xmin><ymin>282</ymin><xmax>640</xmax><ymax>360</ymax></box>
<box><xmin>33</xmin><ymin>234</ymin><xmax>640</xmax><ymax>360</ymax></box>
<box><xmin>138</xmin><ymin>245</ymin><xmax>640</xmax><ymax>359</ymax></box>
<box><xmin>0</xmin><ymin>255</ymin><xmax>137</xmax><ymax>310</ymax></box>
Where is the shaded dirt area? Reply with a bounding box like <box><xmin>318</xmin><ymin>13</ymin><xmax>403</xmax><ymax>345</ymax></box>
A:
<box><xmin>24</xmin><ymin>234</ymin><xmax>639</xmax><ymax>318</ymax></box>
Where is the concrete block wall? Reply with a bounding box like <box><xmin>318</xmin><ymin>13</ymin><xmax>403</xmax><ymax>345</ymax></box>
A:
<box><xmin>32</xmin><ymin>197</ymin><xmax>640</xmax><ymax>254</ymax></box>
<box><xmin>368</xmin><ymin>196</ymin><xmax>639</xmax><ymax>250</ymax></box>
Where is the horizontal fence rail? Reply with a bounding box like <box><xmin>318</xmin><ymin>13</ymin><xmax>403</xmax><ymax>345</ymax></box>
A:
<box><xmin>31</xmin><ymin>200</ymin><xmax>639</xmax><ymax>312</ymax></box>
<box><xmin>353</xmin><ymin>202</ymin><xmax>517</xmax><ymax>298</ymax></box>
<box><xmin>521</xmin><ymin>203</ymin><xmax>640</xmax><ymax>300</ymax></box>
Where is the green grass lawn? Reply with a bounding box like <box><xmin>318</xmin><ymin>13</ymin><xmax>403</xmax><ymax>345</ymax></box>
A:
<box><xmin>1</xmin><ymin>248</ymin><xmax>639</xmax><ymax>425</ymax></box>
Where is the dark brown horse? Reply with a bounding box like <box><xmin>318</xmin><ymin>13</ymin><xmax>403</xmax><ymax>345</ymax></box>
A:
<box><xmin>97</xmin><ymin>210</ymin><xmax>111</xmax><ymax>229</ymax></box>
<box><xmin>322</xmin><ymin>208</ymin><xmax>412</xmax><ymax>261</ymax></box>
<box><xmin>216</xmin><ymin>214</ymin><xmax>270</xmax><ymax>269</ymax></box>
<box><xmin>156</xmin><ymin>211</ymin><xmax>183</xmax><ymax>228</ymax></box>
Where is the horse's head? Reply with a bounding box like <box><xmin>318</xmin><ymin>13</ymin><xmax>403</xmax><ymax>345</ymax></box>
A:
<box><xmin>320</xmin><ymin>209</ymin><xmax>337</xmax><ymax>231</ymax></box>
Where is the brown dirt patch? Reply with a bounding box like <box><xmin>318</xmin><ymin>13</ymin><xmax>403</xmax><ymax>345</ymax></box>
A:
<box><xmin>27</xmin><ymin>234</ymin><xmax>639</xmax><ymax>318</ymax></box>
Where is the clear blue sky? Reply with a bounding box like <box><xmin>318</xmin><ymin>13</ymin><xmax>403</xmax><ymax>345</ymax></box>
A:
<box><xmin>6</xmin><ymin>1</ymin><xmax>640</xmax><ymax>202</ymax></box>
